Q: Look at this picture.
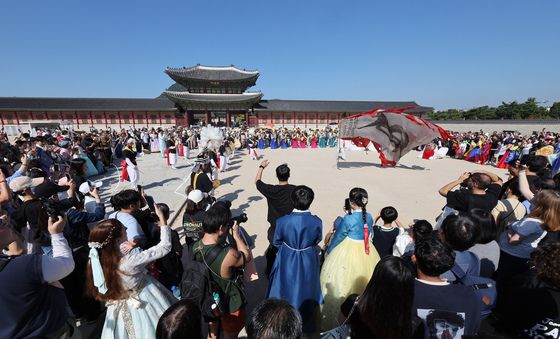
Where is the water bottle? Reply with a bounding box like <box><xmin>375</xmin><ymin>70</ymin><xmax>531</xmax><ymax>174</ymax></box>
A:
<box><xmin>171</xmin><ymin>285</ymin><xmax>181</xmax><ymax>300</ymax></box>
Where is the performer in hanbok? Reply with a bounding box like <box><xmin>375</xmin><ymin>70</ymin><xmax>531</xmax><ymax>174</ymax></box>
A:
<box><xmin>248</xmin><ymin>137</ymin><xmax>258</xmax><ymax>160</ymax></box>
<box><xmin>270</xmin><ymin>130</ymin><xmax>278</xmax><ymax>149</ymax></box>
<box><xmin>318</xmin><ymin>130</ymin><xmax>327</xmax><ymax>148</ymax></box>
<box><xmin>310</xmin><ymin>133</ymin><xmax>318</xmax><ymax>148</ymax></box>
<box><xmin>122</xmin><ymin>138</ymin><xmax>139</xmax><ymax>185</ymax></box>
<box><xmin>86</xmin><ymin>209</ymin><xmax>175</xmax><ymax>339</ymax></box>
<box><xmin>258</xmin><ymin>133</ymin><xmax>266</xmax><ymax>150</ymax></box>
<box><xmin>420</xmin><ymin>142</ymin><xmax>436</xmax><ymax>160</ymax></box>
<box><xmin>165</xmin><ymin>140</ymin><xmax>177</xmax><ymax>169</ymax></box>
<box><xmin>320</xmin><ymin>187</ymin><xmax>380</xmax><ymax>331</ymax></box>
<box><xmin>157</xmin><ymin>129</ymin><xmax>167</xmax><ymax>158</ymax></box>
<box><xmin>280</xmin><ymin>132</ymin><xmax>288</xmax><ymax>149</ymax></box>
<box><xmin>266</xmin><ymin>186</ymin><xmax>323</xmax><ymax>335</ymax></box>
<box><xmin>328</xmin><ymin>131</ymin><xmax>337</xmax><ymax>148</ymax></box>
<box><xmin>292</xmin><ymin>133</ymin><xmax>300</xmax><ymax>149</ymax></box>
<box><xmin>300</xmin><ymin>134</ymin><xmax>307</xmax><ymax>148</ymax></box>
<box><xmin>149</xmin><ymin>130</ymin><xmax>159</xmax><ymax>153</ymax></box>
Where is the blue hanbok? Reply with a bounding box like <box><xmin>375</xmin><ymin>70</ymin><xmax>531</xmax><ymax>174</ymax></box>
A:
<box><xmin>258</xmin><ymin>138</ymin><xmax>265</xmax><ymax>149</ymax></box>
<box><xmin>266</xmin><ymin>211</ymin><xmax>323</xmax><ymax>334</ymax></box>
<box><xmin>270</xmin><ymin>138</ymin><xmax>278</xmax><ymax>149</ymax></box>
<box><xmin>319</xmin><ymin>136</ymin><xmax>327</xmax><ymax>148</ymax></box>
<box><xmin>280</xmin><ymin>138</ymin><xmax>288</xmax><ymax>149</ymax></box>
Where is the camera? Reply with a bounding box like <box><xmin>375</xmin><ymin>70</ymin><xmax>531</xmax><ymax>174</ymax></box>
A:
<box><xmin>213</xmin><ymin>200</ymin><xmax>249</xmax><ymax>227</ymax></box>
<box><xmin>41</xmin><ymin>198</ymin><xmax>63</xmax><ymax>220</ymax></box>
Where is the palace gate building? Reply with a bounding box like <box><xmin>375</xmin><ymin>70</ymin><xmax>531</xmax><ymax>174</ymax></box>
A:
<box><xmin>0</xmin><ymin>65</ymin><xmax>432</xmax><ymax>133</ymax></box>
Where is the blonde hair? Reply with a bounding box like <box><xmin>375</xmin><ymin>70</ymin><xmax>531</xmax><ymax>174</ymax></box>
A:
<box><xmin>530</xmin><ymin>190</ymin><xmax>560</xmax><ymax>231</ymax></box>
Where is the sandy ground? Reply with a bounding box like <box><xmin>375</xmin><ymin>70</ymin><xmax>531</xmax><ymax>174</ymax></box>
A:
<box><xmin>206</xmin><ymin>147</ymin><xmax>506</xmax><ymax>333</ymax></box>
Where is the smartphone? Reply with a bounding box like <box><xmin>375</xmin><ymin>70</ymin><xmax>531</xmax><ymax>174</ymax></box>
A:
<box><xmin>137</xmin><ymin>185</ymin><xmax>142</xmax><ymax>192</ymax></box>
<box><xmin>65</xmin><ymin>173</ymin><xmax>71</xmax><ymax>181</ymax></box>
<box><xmin>53</xmin><ymin>164</ymin><xmax>60</xmax><ymax>172</ymax></box>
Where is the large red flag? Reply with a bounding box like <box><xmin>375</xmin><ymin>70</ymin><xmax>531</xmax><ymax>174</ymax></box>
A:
<box><xmin>339</xmin><ymin>107</ymin><xmax>451</xmax><ymax>166</ymax></box>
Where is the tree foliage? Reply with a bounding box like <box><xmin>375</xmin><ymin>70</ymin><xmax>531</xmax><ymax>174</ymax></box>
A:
<box><xmin>428</xmin><ymin>98</ymin><xmax>559</xmax><ymax>120</ymax></box>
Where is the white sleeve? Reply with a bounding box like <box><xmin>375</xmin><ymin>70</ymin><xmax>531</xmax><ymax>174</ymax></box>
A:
<box><xmin>122</xmin><ymin>226</ymin><xmax>172</xmax><ymax>269</ymax></box>
<box><xmin>393</xmin><ymin>233</ymin><xmax>413</xmax><ymax>257</ymax></box>
<box><xmin>41</xmin><ymin>233</ymin><xmax>75</xmax><ymax>283</ymax></box>
<box><xmin>125</xmin><ymin>157</ymin><xmax>136</xmax><ymax>168</ymax></box>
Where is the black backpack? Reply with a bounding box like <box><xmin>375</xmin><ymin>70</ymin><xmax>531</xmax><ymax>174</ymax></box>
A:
<box><xmin>180</xmin><ymin>242</ymin><xmax>228</xmax><ymax>320</ymax></box>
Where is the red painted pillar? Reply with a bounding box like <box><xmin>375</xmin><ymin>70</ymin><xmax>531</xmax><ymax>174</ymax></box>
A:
<box><xmin>185</xmin><ymin>110</ymin><xmax>190</xmax><ymax>127</ymax></box>
<box><xmin>226</xmin><ymin>111</ymin><xmax>231</xmax><ymax>128</ymax></box>
<box><xmin>74</xmin><ymin>112</ymin><xmax>79</xmax><ymax>129</ymax></box>
<box><xmin>15</xmin><ymin>112</ymin><xmax>20</xmax><ymax>126</ymax></box>
<box><xmin>132</xmin><ymin>111</ymin><xmax>135</xmax><ymax>128</ymax></box>
<box><xmin>118</xmin><ymin>112</ymin><xmax>122</xmax><ymax>129</ymax></box>
<box><xmin>245</xmin><ymin>110</ymin><xmax>249</xmax><ymax>126</ymax></box>
<box><xmin>89</xmin><ymin>112</ymin><xmax>94</xmax><ymax>126</ymax></box>
<box><xmin>282</xmin><ymin>112</ymin><xmax>285</xmax><ymax>127</ymax></box>
<box><xmin>159</xmin><ymin>112</ymin><xmax>163</xmax><ymax>126</ymax></box>
<box><xmin>205</xmin><ymin>110</ymin><xmax>211</xmax><ymax>126</ymax></box>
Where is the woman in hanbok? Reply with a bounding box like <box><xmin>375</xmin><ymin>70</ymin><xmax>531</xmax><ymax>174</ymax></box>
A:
<box><xmin>280</xmin><ymin>132</ymin><xmax>288</xmax><ymax>149</ymax></box>
<box><xmin>149</xmin><ymin>129</ymin><xmax>159</xmax><ymax>153</ymax></box>
<box><xmin>328</xmin><ymin>131</ymin><xmax>337</xmax><ymax>148</ymax></box>
<box><xmin>157</xmin><ymin>129</ymin><xmax>167</xmax><ymax>158</ymax></box>
<box><xmin>319</xmin><ymin>131</ymin><xmax>327</xmax><ymax>148</ymax></box>
<box><xmin>258</xmin><ymin>133</ymin><xmax>266</xmax><ymax>149</ymax></box>
<box><xmin>270</xmin><ymin>131</ymin><xmax>278</xmax><ymax>149</ymax></box>
<box><xmin>320</xmin><ymin>187</ymin><xmax>380</xmax><ymax>331</ymax></box>
<box><xmin>300</xmin><ymin>134</ymin><xmax>307</xmax><ymax>148</ymax></box>
<box><xmin>292</xmin><ymin>133</ymin><xmax>300</xmax><ymax>149</ymax></box>
<box><xmin>266</xmin><ymin>186</ymin><xmax>323</xmax><ymax>334</ymax></box>
<box><xmin>310</xmin><ymin>133</ymin><xmax>318</xmax><ymax>148</ymax></box>
<box><xmin>86</xmin><ymin>209</ymin><xmax>176</xmax><ymax>339</ymax></box>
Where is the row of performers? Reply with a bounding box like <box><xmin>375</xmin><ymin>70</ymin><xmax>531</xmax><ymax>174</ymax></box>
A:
<box><xmin>421</xmin><ymin>139</ymin><xmax>560</xmax><ymax>172</ymax></box>
<box><xmin>249</xmin><ymin>134</ymin><xmax>338</xmax><ymax>149</ymax></box>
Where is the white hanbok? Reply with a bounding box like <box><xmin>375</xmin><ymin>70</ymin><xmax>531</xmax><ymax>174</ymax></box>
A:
<box><xmin>101</xmin><ymin>227</ymin><xmax>176</xmax><ymax>339</ymax></box>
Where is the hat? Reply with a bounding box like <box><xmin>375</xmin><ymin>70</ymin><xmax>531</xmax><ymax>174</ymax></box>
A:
<box><xmin>194</xmin><ymin>154</ymin><xmax>210</xmax><ymax>164</ymax></box>
<box><xmin>9</xmin><ymin>176</ymin><xmax>44</xmax><ymax>192</ymax></box>
<box><xmin>78</xmin><ymin>180</ymin><xmax>103</xmax><ymax>194</ymax></box>
<box><xmin>187</xmin><ymin>190</ymin><xmax>205</xmax><ymax>204</ymax></box>
<box><xmin>34</xmin><ymin>180</ymin><xmax>70</xmax><ymax>199</ymax></box>
<box><xmin>127</xmin><ymin>138</ymin><xmax>136</xmax><ymax>144</ymax></box>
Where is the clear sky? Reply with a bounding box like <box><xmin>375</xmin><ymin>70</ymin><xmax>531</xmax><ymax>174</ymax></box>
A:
<box><xmin>1</xmin><ymin>0</ymin><xmax>558</xmax><ymax>110</ymax></box>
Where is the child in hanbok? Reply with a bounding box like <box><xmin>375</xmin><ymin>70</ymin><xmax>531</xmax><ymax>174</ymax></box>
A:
<box><xmin>320</xmin><ymin>187</ymin><xmax>380</xmax><ymax>331</ymax></box>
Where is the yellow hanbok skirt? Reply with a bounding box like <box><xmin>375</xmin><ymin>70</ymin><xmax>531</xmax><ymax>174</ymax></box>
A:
<box><xmin>320</xmin><ymin>237</ymin><xmax>380</xmax><ymax>331</ymax></box>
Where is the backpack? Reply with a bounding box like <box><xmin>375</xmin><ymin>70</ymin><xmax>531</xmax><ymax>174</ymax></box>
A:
<box><xmin>180</xmin><ymin>242</ymin><xmax>229</xmax><ymax>321</ymax></box>
<box><xmin>450</xmin><ymin>251</ymin><xmax>497</xmax><ymax>318</ymax></box>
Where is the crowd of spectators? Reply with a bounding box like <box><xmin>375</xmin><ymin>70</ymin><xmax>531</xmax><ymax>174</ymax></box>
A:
<box><xmin>0</xmin><ymin>125</ymin><xmax>559</xmax><ymax>339</ymax></box>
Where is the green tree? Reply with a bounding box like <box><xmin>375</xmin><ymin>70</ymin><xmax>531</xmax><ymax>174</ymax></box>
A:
<box><xmin>550</xmin><ymin>102</ymin><xmax>560</xmax><ymax>120</ymax></box>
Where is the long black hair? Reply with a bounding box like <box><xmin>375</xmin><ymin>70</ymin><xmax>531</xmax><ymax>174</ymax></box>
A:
<box><xmin>350</xmin><ymin>256</ymin><xmax>414</xmax><ymax>339</ymax></box>
<box><xmin>349</xmin><ymin>187</ymin><xmax>368</xmax><ymax>226</ymax></box>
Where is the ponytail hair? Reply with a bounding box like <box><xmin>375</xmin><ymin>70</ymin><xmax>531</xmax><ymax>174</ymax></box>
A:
<box><xmin>349</xmin><ymin>187</ymin><xmax>370</xmax><ymax>254</ymax></box>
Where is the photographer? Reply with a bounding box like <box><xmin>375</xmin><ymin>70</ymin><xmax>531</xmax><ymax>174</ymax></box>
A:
<box><xmin>182</xmin><ymin>189</ymin><xmax>212</xmax><ymax>246</ymax></box>
<box><xmin>0</xmin><ymin>216</ymin><xmax>75</xmax><ymax>338</ymax></box>
<box><xmin>34</xmin><ymin>178</ymin><xmax>107</xmax><ymax>324</ymax></box>
<box><xmin>9</xmin><ymin>176</ymin><xmax>46</xmax><ymax>253</ymax></box>
<box><xmin>193</xmin><ymin>203</ymin><xmax>251</xmax><ymax>339</ymax></box>
<box><xmin>438</xmin><ymin>171</ymin><xmax>503</xmax><ymax>214</ymax></box>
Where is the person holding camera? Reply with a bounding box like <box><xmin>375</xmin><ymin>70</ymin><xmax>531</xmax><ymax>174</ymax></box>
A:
<box><xmin>86</xmin><ymin>205</ymin><xmax>175</xmax><ymax>339</ymax></box>
<box><xmin>438</xmin><ymin>171</ymin><xmax>503</xmax><ymax>214</ymax></box>
<box><xmin>9</xmin><ymin>175</ymin><xmax>46</xmax><ymax>253</ymax></box>
<box><xmin>0</xmin><ymin>216</ymin><xmax>75</xmax><ymax>338</ymax></box>
<box><xmin>193</xmin><ymin>203</ymin><xmax>252</xmax><ymax>339</ymax></box>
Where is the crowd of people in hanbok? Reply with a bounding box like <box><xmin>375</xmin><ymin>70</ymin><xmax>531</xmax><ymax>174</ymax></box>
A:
<box><xmin>420</xmin><ymin>129</ymin><xmax>560</xmax><ymax>173</ymax></box>
<box><xmin>1</xmin><ymin>124</ymin><xmax>560</xmax><ymax>339</ymax></box>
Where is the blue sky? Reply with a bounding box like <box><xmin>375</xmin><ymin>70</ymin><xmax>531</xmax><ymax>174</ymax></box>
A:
<box><xmin>0</xmin><ymin>0</ymin><xmax>558</xmax><ymax>110</ymax></box>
